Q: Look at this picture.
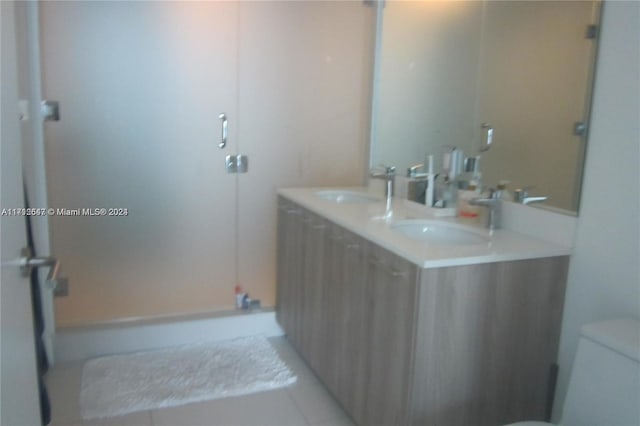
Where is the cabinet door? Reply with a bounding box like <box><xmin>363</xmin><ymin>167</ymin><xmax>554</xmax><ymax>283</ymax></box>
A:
<box><xmin>412</xmin><ymin>257</ymin><xmax>569</xmax><ymax>425</ymax></box>
<box><xmin>40</xmin><ymin>1</ymin><xmax>239</xmax><ymax>326</ymax></box>
<box><xmin>315</xmin><ymin>223</ymin><xmax>360</xmax><ymax>395</ymax></box>
<box><xmin>314</xmin><ymin>223</ymin><xmax>341</xmax><ymax>391</ymax></box>
<box><xmin>332</xmin><ymin>229</ymin><xmax>369</xmax><ymax>418</ymax></box>
<box><xmin>275</xmin><ymin>199</ymin><xmax>303</xmax><ymax>346</ymax></box>
<box><xmin>360</xmin><ymin>244</ymin><xmax>418</xmax><ymax>426</ymax></box>
<box><xmin>299</xmin><ymin>211</ymin><xmax>328</xmax><ymax>368</ymax></box>
<box><xmin>276</xmin><ymin>198</ymin><xmax>293</xmax><ymax>337</ymax></box>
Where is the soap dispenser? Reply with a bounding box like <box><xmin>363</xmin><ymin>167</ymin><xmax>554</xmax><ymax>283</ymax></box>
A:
<box><xmin>458</xmin><ymin>180</ymin><xmax>481</xmax><ymax>218</ymax></box>
<box><xmin>456</xmin><ymin>155</ymin><xmax>480</xmax><ymax>216</ymax></box>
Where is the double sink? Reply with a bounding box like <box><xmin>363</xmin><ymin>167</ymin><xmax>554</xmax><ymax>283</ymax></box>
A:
<box><xmin>314</xmin><ymin>190</ymin><xmax>490</xmax><ymax>246</ymax></box>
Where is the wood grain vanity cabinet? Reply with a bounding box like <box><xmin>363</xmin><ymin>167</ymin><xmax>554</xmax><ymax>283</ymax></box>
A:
<box><xmin>276</xmin><ymin>196</ymin><xmax>569</xmax><ymax>426</ymax></box>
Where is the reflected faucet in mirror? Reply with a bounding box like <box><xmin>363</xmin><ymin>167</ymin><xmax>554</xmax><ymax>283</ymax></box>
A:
<box><xmin>514</xmin><ymin>187</ymin><xmax>548</xmax><ymax>205</ymax></box>
<box><xmin>407</xmin><ymin>163</ymin><xmax>425</xmax><ymax>178</ymax></box>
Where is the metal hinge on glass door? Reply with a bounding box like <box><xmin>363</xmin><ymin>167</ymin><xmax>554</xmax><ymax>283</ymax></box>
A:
<box><xmin>225</xmin><ymin>155</ymin><xmax>249</xmax><ymax>174</ymax></box>
<box><xmin>573</xmin><ymin>121</ymin><xmax>588</xmax><ymax>136</ymax></box>
<box><xmin>41</xmin><ymin>100</ymin><xmax>60</xmax><ymax>121</ymax></box>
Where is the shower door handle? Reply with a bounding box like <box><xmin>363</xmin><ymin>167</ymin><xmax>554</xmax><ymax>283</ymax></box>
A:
<box><xmin>480</xmin><ymin>123</ymin><xmax>493</xmax><ymax>152</ymax></box>
<box><xmin>218</xmin><ymin>113</ymin><xmax>228</xmax><ymax>149</ymax></box>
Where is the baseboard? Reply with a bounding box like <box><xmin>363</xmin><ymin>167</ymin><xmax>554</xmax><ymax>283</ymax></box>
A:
<box><xmin>53</xmin><ymin>309</ymin><xmax>284</xmax><ymax>363</ymax></box>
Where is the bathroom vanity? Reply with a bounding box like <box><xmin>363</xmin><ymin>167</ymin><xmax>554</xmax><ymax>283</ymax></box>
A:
<box><xmin>276</xmin><ymin>188</ymin><xmax>571</xmax><ymax>426</ymax></box>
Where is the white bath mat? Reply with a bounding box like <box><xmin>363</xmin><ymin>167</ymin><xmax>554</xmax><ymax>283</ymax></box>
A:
<box><xmin>79</xmin><ymin>335</ymin><xmax>296</xmax><ymax>419</ymax></box>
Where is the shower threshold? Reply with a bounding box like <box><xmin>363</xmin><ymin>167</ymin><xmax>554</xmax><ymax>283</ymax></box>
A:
<box><xmin>53</xmin><ymin>308</ymin><xmax>283</xmax><ymax>364</ymax></box>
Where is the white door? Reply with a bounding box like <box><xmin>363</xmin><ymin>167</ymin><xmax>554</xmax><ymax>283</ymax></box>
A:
<box><xmin>1</xmin><ymin>1</ymin><xmax>42</xmax><ymax>424</ymax></box>
<box><xmin>39</xmin><ymin>1</ymin><xmax>239</xmax><ymax>326</ymax></box>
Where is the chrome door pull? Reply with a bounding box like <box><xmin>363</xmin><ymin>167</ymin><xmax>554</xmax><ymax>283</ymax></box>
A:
<box><xmin>19</xmin><ymin>247</ymin><xmax>68</xmax><ymax>295</ymax></box>
<box><xmin>218</xmin><ymin>113</ymin><xmax>228</xmax><ymax>149</ymax></box>
<box><xmin>480</xmin><ymin>123</ymin><xmax>493</xmax><ymax>152</ymax></box>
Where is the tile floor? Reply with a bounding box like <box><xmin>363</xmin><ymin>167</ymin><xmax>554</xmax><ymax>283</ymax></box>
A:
<box><xmin>46</xmin><ymin>337</ymin><xmax>354</xmax><ymax>426</ymax></box>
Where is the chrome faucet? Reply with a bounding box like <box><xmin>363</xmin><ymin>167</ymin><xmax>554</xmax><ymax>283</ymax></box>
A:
<box><xmin>469</xmin><ymin>189</ymin><xmax>501</xmax><ymax>230</ymax></box>
<box><xmin>370</xmin><ymin>165</ymin><xmax>396</xmax><ymax>199</ymax></box>
<box><xmin>514</xmin><ymin>187</ymin><xmax>548</xmax><ymax>205</ymax></box>
<box><xmin>406</xmin><ymin>163</ymin><xmax>424</xmax><ymax>178</ymax></box>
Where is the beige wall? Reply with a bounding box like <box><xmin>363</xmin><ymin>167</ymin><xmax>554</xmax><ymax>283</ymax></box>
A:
<box><xmin>553</xmin><ymin>1</ymin><xmax>640</xmax><ymax>420</ymax></box>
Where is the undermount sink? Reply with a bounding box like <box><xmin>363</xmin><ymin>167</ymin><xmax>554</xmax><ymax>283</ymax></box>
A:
<box><xmin>390</xmin><ymin>220</ymin><xmax>490</xmax><ymax>245</ymax></box>
<box><xmin>315</xmin><ymin>190</ymin><xmax>382</xmax><ymax>204</ymax></box>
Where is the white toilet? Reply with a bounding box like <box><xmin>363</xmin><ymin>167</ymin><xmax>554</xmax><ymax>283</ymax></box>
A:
<box><xmin>508</xmin><ymin>318</ymin><xmax>640</xmax><ymax>426</ymax></box>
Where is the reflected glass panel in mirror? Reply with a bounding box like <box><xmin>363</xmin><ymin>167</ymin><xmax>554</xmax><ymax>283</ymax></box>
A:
<box><xmin>371</xmin><ymin>0</ymin><xmax>601</xmax><ymax>213</ymax></box>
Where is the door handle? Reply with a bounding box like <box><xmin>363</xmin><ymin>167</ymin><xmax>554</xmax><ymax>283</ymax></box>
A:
<box><xmin>18</xmin><ymin>247</ymin><xmax>67</xmax><ymax>294</ymax></box>
<box><xmin>218</xmin><ymin>113</ymin><xmax>228</xmax><ymax>149</ymax></box>
<box><xmin>480</xmin><ymin>123</ymin><xmax>493</xmax><ymax>152</ymax></box>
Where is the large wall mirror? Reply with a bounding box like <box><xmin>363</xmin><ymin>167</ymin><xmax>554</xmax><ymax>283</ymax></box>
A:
<box><xmin>370</xmin><ymin>0</ymin><xmax>602</xmax><ymax>214</ymax></box>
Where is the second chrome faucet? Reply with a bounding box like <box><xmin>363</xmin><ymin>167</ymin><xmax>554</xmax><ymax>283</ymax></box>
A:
<box><xmin>370</xmin><ymin>166</ymin><xmax>396</xmax><ymax>199</ymax></box>
<box><xmin>370</xmin><ymin>165</ymin><xmax>396</xmax><ymax>216</ymax></box>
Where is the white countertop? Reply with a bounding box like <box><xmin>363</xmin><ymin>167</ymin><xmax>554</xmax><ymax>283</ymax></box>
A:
<box><xmin>278</xmin><ymin>187</ymin><xmax>572</xmax><ymax>269</ymax></box>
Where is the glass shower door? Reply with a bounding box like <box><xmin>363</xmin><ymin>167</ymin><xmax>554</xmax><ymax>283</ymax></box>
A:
<box><xmin>39</xmin><ymin>1</ymin><xmax>240</xmax><ymax>326</ymax></box>
<box><xmin>476</xmin><ymin>1</ymin><xmax>599</xmax><ymax>211</ymax></box>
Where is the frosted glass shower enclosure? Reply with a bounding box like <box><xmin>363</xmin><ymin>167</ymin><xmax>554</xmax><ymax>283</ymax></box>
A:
<box><xmin>41</xmin><ymin>2</ymin><xmax>239</xmax><ymax>326</ymax></box>
<box><xmin>38</xmin><ymin>1</ymin><xmax>375</xmax><ymax>327</ymax></box>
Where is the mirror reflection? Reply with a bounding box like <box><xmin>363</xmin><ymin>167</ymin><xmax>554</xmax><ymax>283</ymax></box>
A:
<box><xmin>371</xmin><ymin>0</ymin><xmax>601</xmax><ymax>213</ymax></box>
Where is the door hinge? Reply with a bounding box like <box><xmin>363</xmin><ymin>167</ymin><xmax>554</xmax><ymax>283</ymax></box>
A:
<box><xmin>225</xmin><ymin>154</ymin><xmax>249</xmax><ymax>174</ymax></box>
<box><xmin>586</xmin><ymin>24</ymin><xmax>598</xmax><ymax>39</ymax></box>
<box><xmin>41</xmin><ymin>100</ymin><xmax>60</xmax><ymax>121</ymax></box>
<box><xmin>573</xmin><ymin>121</ymin><xmax>588</xmax><ymax>136</ymax></box>
<box><xmin>18</xmin><ymin>100</ymin><xmax>29</xmax><ymax>121</ymax></box>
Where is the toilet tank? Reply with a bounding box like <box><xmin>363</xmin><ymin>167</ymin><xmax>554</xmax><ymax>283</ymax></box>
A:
<box><xmin>561</xmin><ymin>318</ymin><xmax>640</xmax><ymax>426</ymax></box>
